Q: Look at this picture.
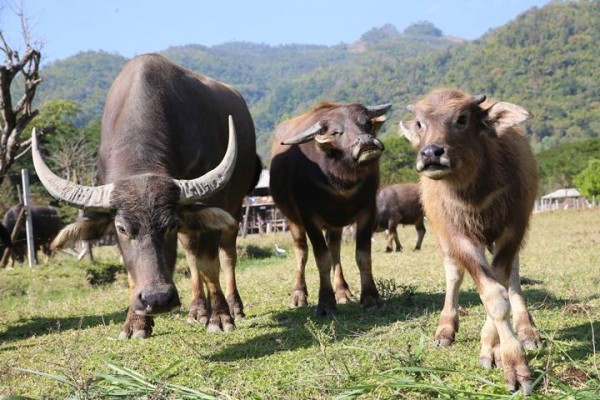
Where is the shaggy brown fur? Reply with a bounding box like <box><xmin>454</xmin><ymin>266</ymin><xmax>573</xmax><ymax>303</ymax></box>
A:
<box><xmin>401</xmin><ymin>88</ymin><xmax>541</xmax><ymax>395</ymax></box>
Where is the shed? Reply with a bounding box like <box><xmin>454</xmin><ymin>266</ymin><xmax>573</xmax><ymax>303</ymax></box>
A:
<box><xmin>539</xmin><ymin>188</ymin><xmax>585</xmax><ymax>211</ymax></box>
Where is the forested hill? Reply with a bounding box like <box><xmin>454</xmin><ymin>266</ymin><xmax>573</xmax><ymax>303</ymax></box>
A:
<box><xmin>35</xmin><ymin>1</ymin><xmax>599</xmax><ymax>160</ymax></box>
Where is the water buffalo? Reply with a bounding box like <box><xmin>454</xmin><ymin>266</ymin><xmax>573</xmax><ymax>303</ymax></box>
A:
<box><xmin>3</xmin><ymin>204</ymin><xmax>64</xmax><ymax>264</ymax></box>
<box><xmin>270</xmin><ymin>102</ymin><xmax>391</xmax><ymax>316</ymax></box>
<box><xmin>400</xmin><ymin>88</ymin><xmax>541</xmax><ymax>394</ymax></box>
<box><xmin>32</xmin><ymin>53</ymin><xmax>261</xmax><ymax>338</ymax></box>
<box><xmin>375</xmin><ymin>183</ymin><xmax>425</xmax><ymax>252</ymax></box>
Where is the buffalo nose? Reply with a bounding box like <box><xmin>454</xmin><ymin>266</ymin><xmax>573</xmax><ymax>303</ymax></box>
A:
<box><xmin>137</xmin><ymin>284</ymin><xmax>180</xmax><ymax>314</ymax></box>
<box><xmin>420</xmin><ymin>144</ymin><xmax>445</xmax><ymax>159</ymax></box>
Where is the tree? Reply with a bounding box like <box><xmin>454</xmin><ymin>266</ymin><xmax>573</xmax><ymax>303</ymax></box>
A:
<box><xmin>574</xmin><ymin>158</ymin><xmax>600</xmax><ymax>201</ymax></box>
<box><xmin>0</xmin><ymin>7</ymin><xmax>42</xmax><ymax>185</ymax></box>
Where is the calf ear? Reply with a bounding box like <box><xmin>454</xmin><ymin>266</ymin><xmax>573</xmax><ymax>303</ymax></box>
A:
<box><xmin>399</xmin><ymin>120</ymin><xmax>420</xmax><ymax>147</ymax></box>
<box><xmin>178</xmin><ymin>206</ymin><xmax>237</xmax><ymax>233</ymax></box>
<box><xmin>51</xmin><ymin>212</ymin><xmax>113</xmax><ymax>250</ymax></box>
<box><xmin>484</xmin><ymin>102</ymin><xmax>532</xmax><ymax>134</ymax></box>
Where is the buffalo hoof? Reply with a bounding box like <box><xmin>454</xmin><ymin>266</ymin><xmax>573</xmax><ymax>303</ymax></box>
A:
<box><xmin>118</xmin><ymin>312</ymin><xmax>154</xmax><ymax>339</ymax></box>
<box><xmin>335</xmin><ymin>287</ymin><xmax>354</xmax><ymax>304</ymax></box>
<box><xmin>479</xmin><ymin>344</ymin><xmax>503</xmax><ymax>370</ymax></box>
<box><xmin>314</xmin><ymin>303</ymin><xmax>338</xmax><ymax>317</ymax></box>
<box><xmin>361</xmin><ymin>293</ymin><xmax>384</xmax><ymax>311</ymax></box>
<box><xmin>226</xmin><ymin>293</ymin><xmax>245</xmax><ymax>320</ymax></box>
<box><xmin>290</xmin><ymin>290</ymin><xmax>308</xmax><ymax>308</ymax></box>
<box><xmin>517</xmin><ymin>327</ymin><xmax>543</xmax><ymax>351</ymax></box>
<box><xmin>504</xmin><ymin>362</ymin><xmax>534</xmax><ymax>396</ymax></box>
<box><xmin>395</xmin><ymin>247</ymin><xmax>403</xmax><ymax>253</ymax></box>
<box><xmin>206</xmin><ymin>313</ymin><xmax>235</xmax><ymax>333</ymax></box>
<box><xmin>385</xmin><ymin>247</ymin><xmax>392</xmax><ymax>253</ymax></box>
<box><xmin>188</xmin><ymin>299</ymin><xmax>209</xmax><ymax>325</ymax></box>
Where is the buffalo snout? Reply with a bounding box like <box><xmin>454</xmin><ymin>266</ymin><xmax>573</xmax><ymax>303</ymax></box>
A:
<box><xmin>416</xmin><ymin>144</ymin><xmax>451</xmax><ymax>179</ymax></box>
<box><xmin>352</xmin><ymin>134</ymin><xmax>384</xmax><ymax>163</ymax></box>
<box><xmin>133</xmin><ymin>284</ymin><xmax>180</xmax><ymax>315</ymax></box>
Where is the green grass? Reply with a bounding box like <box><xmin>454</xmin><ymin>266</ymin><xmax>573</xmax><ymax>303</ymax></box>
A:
<box><xmin>1</xmin><ymin>210</ymin><xmax>599</xmax><ymax>399</ymax></box>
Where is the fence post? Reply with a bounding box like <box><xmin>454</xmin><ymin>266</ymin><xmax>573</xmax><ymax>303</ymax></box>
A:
<box><xmin>22</xmin><ymin>169</ymin><xmax>37</xmax><ymax>267</ymax></box>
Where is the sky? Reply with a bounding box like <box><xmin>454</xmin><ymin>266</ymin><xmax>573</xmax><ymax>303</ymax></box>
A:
<box><xmin>1</xmin><ymin>0</ymin><xmax>554</xmax><ymax>65</ymax></box>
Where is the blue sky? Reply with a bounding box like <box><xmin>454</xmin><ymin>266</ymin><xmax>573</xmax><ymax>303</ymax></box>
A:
<box><xmin>1</xmin><ymin>0</ymin><xmax>553</xmax><ymax>64</ymax></box>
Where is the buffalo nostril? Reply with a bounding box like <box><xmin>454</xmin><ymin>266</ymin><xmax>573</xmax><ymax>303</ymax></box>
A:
<box><xmin>433</xmin><ymin>147</ymin><xmax>445</xmax><ymax>157</ymax></box>
<box><xmin>138</xmin><ymin>285</ymin><xmax>180</xmax><ymax>313</ymax></box>
<box><xmin>421</xmin><ymin>144</ymin><xmax>444</xmax><ymax>158</ymax></box>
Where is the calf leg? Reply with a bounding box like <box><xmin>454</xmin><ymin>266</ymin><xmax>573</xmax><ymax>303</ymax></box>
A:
<box><xmin>434</xmin><ymin>255</ymin><xmax>465</xmax><ymax>346</ymax></box>
<box><xmin>465</xmin><ymin>241</ymin><xmax>533</xmax><ymax>394</ymax></box>
<box><xmin>509</xmin><ymin>257</ymin><xmax>542</xmax><ymax>350</ymax></box>
<box><xmin>327</xmin><ymin>228</ymin><xmax>354</xmax><ymax>304</ymax></box>
<box><xmin>289</xmin><ymin>222</ymin><xmax>309</xmax><ymax>308</ymax></box>
<box><xmin>220</xmin><ymin>228</ymin><xmax>244</xmax><ymax>319</ymax></box>
<box><xmin>356</xmin><ymin>211</ymin><xmax>383</xmax><ymax>311</ymax></box>
<box><xmin>414</xmin><ymin>219</ymin><xmax>426</xmax><ymax>251</ymax></box>
<box><xmin>180</xmin><ymin>233</ymin><xmax>209</xmax><ymax>325</ymax></box>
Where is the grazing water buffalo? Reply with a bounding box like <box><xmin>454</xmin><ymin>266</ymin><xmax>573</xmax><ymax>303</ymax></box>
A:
<box><xmin>3</xmin><ymin>204</ymin><xmax>64</xmax><ymax>263</ymax></box>
<box><xmin>32</xmin><ymin>54</ymin><xmax>261</xmax><ymax>338</ymax></box>
<box><xmin>270</xmin><ymin>102</ymin><xmax>391</xmax><ymax>316</ymax></box>
<box><xmin>400</xmin><ymin>88</ymin><xmax>541</xmax><ymax>394</ymax></box>
<box><xmin>375</xmin><ymin>183</ymin><xmax>425</xmax><ymax>252</ymax></box>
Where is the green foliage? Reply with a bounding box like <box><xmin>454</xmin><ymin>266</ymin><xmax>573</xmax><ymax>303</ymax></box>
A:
<box><xmin>379</xmin><ymin>134</ymin><xmax>419</xmax><ymax>185</ymax></box>
<box><xmin>574</xmin><ymin>158</ymin><xmax>600</xmax><ymax>199</ymax></box>
<box><xmin>28</xmin><ymin>1</ymin><xmax>600</xmax><ymax>189</ymax></box>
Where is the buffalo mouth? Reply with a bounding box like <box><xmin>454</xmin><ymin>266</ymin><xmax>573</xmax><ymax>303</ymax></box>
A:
<box><xmin>416</xmin><ymin>160</ymin><xmax>451</xmax><ymax>180</ymax></box>
<box><xmin>353</xmin><ymin>144</ymin><xmax>383</xmax><ymax>164</ymax></box>
<box><xmin>133</xmin><ymin>284</ymin><xmax>181</xmax><ymax>316</ymax></box>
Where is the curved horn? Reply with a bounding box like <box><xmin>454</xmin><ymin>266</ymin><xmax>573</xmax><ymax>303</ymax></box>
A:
<box><xmin>31</xmin><ymin>128</ymin><xmax>114</xmax><ymax>210</ymax></box>
<box><xmin>472</xmin><ymin>95</ymin><xmax>486</xmax><ymax>105</ymax></box>
<box><xmin>366</xmin><ymin>103</ymin><xmax>392</xmax><ymax>118</ymax></box>
<box><xmin>175</xmin><ymin>115</ymin><xmax>238</xmax><ymax>204</ymax></box>
<box><xmin>281</xmin><ymin>122</ymin><xmax>323</xmax><ymax>145</ymax></box>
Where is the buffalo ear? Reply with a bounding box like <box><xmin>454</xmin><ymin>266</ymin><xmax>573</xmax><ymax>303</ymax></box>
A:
<box><xmin>399</xmin><ymin>120</ymin><xmax>420</xmax><ymax>147</ymax></box>
<box><xmin>51</xmin><ymin>212</ymin><xmax>113</xmax><ymax>250</ymax></box>
<box><xmin>484</xmin><ymin>101</ymin><xmax>532</xmax><ymax>135</ymax></box>
<box><xmin>178</xmin><ymin>206</ymin><xmax>237</xmax><ymax>233</ymax></box>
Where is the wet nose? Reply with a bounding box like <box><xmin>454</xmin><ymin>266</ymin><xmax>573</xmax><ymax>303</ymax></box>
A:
<box><xmin>353</xmin><ymin>134</ymin><xmax>384</xmax><ymax>150</ymax></box>
<box><xmin>136</xmin><ymin>284</ymin><xmax>180</xmax><ymax>315</ymax></box>
<box><xmin>420</xmin><ymin>144</ymin><xmax>445</xmax><ymax>159</ymax></box>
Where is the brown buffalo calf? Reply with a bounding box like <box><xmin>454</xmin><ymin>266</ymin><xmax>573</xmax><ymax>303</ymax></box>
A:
<box><xmin>401</xmin><ymin>88</ymin><xmax>541</xmax><ymax>394</ymax></box>
<box><xmin>375</xmin><ymin>183</ymin><xmax>425</xmax><ymax>252</ymax></box>
<box><xmin>270</xmin><ymin>102</ymin><xmax>390</xmax><ymax>316</ymax></box>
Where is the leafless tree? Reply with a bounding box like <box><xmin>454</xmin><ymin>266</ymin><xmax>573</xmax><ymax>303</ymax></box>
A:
<box><xmin>0</xmin><ymin>6</ymin><xmax>42</xmax><ymax>185</ymax></box>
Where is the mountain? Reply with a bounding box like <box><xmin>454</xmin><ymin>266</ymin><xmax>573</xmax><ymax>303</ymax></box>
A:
<box><xmin>33</xmin><ymin>0</ymin><xmax>600</xmax><ymax>162</ymax></box>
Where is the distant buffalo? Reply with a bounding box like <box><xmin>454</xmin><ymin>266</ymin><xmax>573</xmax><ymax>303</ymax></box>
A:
<box><xmin>375</xmin><ymin>183</ymin><xmax>425</xmax><ymax>252</ymax></box>
<box><xmin>3</xmin><ymin>204</ymin><xmax>65</xmax><ymax>264</ymax></box>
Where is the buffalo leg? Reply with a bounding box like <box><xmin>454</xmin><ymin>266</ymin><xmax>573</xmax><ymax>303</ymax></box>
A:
<box><xmin>434</xmin><ymin>255</ymin><xmax>465</xmax><ymax>346</ymax></box>
<box><xmin>463</xmin><ymin>240</ymin><xmax>533</xmax><ymax>395</ymax></box>
<box><xmin>414</xmin><ymin>219</ymin><xmax>426</xmax><ymax>251</ymax></box>
<box><xmin>119</xmin><ymin>273</ymin><xmax>154</xmax><ymax>339</ymax></box>
<box><xmin>304</xmin><ymin>223</ymin><xmax>337</xmax><ymax>317</ymax></box>
<box><xmin>355</xmin><ymin>211</ymin><xmax>383</xmax><ymax>311</ymax></box>
<box><xmin>220</xmin><ymin>227</ymin><xmax>244</xmax><ymax>319</ymax></box>
<box><xmin>289</xmin><ymin>222</ymin><xmax>309</xmax><ymax>308</ymax></box>
<box><xmin>327</xmin><ymin>227</ymin><xmax>354</xmax><ymax>304</ymax></box>
<box><xmin>180</xmin><ymin>232</ymin><xmax>234</xmax><ymax>332</ymax></box>
<box><xmin>508</xmin><ymin>257</ymin><xmax>542</xmax><ymax>350</ymax></box>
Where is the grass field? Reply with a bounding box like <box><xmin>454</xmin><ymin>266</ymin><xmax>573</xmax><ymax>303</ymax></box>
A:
<box><xmin>1</xmin><ymin>209</ymin><xmax>599</xmax><ymax>399</ymax></box>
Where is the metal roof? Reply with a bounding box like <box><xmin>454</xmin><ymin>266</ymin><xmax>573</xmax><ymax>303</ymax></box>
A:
<box><xmin>541</xmin><ymin>188</ymin><xmax>581</xmax><ymax>200</ymax></box>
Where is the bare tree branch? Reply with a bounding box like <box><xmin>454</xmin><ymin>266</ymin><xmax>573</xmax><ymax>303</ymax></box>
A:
<box><xmin>0</xmin><ymin>5</ymin><xmax>42</xmax><ymax>185</ymax></box>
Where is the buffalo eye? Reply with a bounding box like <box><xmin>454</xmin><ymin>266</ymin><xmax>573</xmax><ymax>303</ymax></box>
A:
<box><xmin>116</xmin><ymin>224</ymin><xmax>127</xmax><ymax>235</ymax></box>
<box><xmin>456</xmin><ymin>114</ymin><xmax>468</xmax><ymax>127</ymax></box>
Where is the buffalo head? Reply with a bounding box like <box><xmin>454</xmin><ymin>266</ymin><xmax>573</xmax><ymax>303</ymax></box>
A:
<box><xmin>400</xmin><ymin>89</ymin><xmax>532</xmax><ymax>182</ymax></box>
<box><xmin>31</xmin><ymin>117</ymin><xmax>239</xmax><ymax>317</ymax></box>
<box><xmin>281</xmin><ymin>103</ymin><xmax>391</xmax><ymax>167</ymax></box>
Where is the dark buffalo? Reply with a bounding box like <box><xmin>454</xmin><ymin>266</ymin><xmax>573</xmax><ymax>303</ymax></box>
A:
<box><xmin>0</xmin><ymin>222</ymin><xmax>11</xmax><ymax>260</ymax></box>
<box><xmin>3</xmin><ymin>204</ymin><xmax>64</xmax><ymax>263</ymax></box>
<box><xmin>375</xmin><ymin>183</ymin><xmax>425</xmax><ymax>252</ymax></box>
<box><xmin>270</xmin><ymin>102</ymin><xmax>390</xmax><ymax>316</ymax></box>
<box><xmin>32</xmin><ymin>54</ymin><xmax>261</xmax><ymax>338</ymax></box>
